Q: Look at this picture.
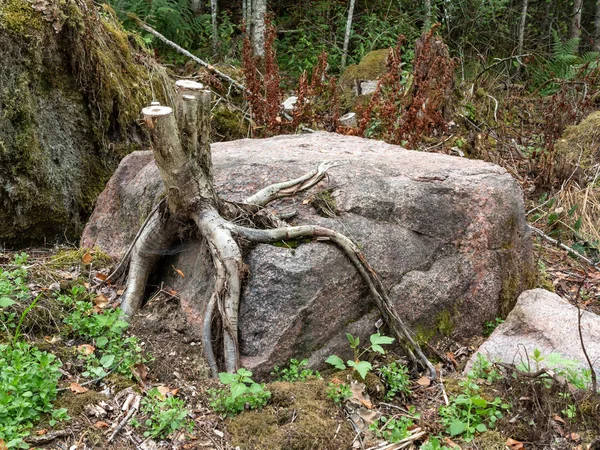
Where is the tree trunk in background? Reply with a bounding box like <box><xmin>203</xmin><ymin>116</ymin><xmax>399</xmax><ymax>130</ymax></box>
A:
<box><xmin>341</xmin><ymin>0</ymin><xmax>356</xmax><ymax>70</ymax></box>
<box><xmin>190</xmin><ymin>0</ymin><xmax>202</xmax><ymax>15</ymax></box>
<box><xmin>424</xmin><ymin>0</ymin><xmax>432</xmax><ymax>31</ymax></box>
<box><xmin>211</xmin><ymin>0</ymin><xmax>219</xmax><ymax>55</ymax></box>
<box><xmin>251</xmin><ymin>0</ymin><xmax>267</xmax><ymax>59</ymax></box>
<box><xmin>570</xmin><ymin>0</ymin><xmax>582</xmax><ymax>52</ymax></box>
<box><xmin>594</xmin><ymin>0</ymin><xmax>600</xmax><ymax>51</ymax></box>
<box><xmin>516</xmin><ymin>0</ymin><xmax>529</xmax><ymax>78</ymax></box>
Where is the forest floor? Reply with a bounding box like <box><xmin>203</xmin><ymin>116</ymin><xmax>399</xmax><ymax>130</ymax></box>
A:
<box><xmin>1</xmin><ymin>215</ymin><xmax>599</xmax><ymax>450</ymax></box>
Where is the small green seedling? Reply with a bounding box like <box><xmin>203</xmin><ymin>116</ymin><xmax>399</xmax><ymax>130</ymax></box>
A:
<box><xmin>326</xmin><ymin>333</ymin><xmax>394</xmax><ymax>379</ymax></box>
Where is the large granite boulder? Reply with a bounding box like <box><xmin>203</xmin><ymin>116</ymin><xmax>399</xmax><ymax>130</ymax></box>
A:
<box><xmin>82</xmin><ymin>132</ymin><xmax>534</xmax><ymax>374</ymax></box>
<box><xmin>465</xmin><ymin>289</ymin><xmax>600</xmax><ymax>378</ymax></box>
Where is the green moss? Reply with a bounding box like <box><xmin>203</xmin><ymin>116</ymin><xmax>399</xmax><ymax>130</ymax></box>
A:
<box><xmin>472</xmin><ymin>430</ymin><xmax>506</xmax><ymax>449</ymax></box>
<box><xmin>0</xmin><ymin>0</ymin><xmax>171</xmax><ymax>246</ymax></box>
<box><xmin>415</xmin><ymin>309</ymin><xmax>455</xmax><ymax>344</ymax></box>
<box><xmin>272</xmin><ymin>237</ymin><xmax>313</xmax><ymax>249</ymax></box>
<box><xmin>436</xmin><ymin>310</ymin><xmax>454</xmax><ymax>337</ymax></box>
<box><xmin>0</xmin><ymin>0</ymin><xmax>44</xmax><ymax>35</ymax></box>
<box><xmin>312</xmin><ymin>190</ymin><xmax>338</xmax><ymax>218</ymax></box>
<box><xmin>554</xmin><ymin>111</ymin><xmax>600</xmax><ymax>182</ymax></box>
<box><xmin>339</xmin><ymin>48</ymin><xmax>391</xmax><ymax>89</ymax></box>
<box><xmin>54</xmin><ymin>390</ymin><xmax>107</xmax><ymax>417</ymax></box>
<box><xmin>229</xmin><ymin>380</ymin><xmax>353</xmax><ymax>450</ymax></box>
<box><xmin>212</xmin><ymin>105</ymin><xmax>248</xmax><ymax>141</ymax></box>
<box><xmin>50</xmin><ymin>247</ymin><xmax>114</xmax><ymax>270</ymax></box>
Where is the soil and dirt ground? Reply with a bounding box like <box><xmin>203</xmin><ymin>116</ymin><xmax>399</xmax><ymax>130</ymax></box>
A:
<box><xmin>1</xmin><ymin>217</ymin><xmax>598</xmax><ymax>449</ymax></box>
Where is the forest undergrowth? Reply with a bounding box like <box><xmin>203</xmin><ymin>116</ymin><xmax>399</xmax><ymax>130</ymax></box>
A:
<box><xmin>3</xmin><ymin>1</ymin><xmax>600</xmax><ymax>448</ymax></box>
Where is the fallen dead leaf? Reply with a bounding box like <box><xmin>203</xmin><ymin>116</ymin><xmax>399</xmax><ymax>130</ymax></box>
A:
<box><xmin>117</xmin><ymin>288</ymin><xmax>124</xmax><ymax>295</ymax></box>
<box><xmin>44</xmin><ymin>335</ymin><xmax>61</xmax><ymax>344</ymax></box>
<box><xmin>349</xmin><ymin>381</ymin><xmax>373</xmax><ymax>409</ymax></box>
<box><xmin>156</xmin><ymin>385</ymin><xmax>172</xmax><ymax>398</ymax></box>
<box><xmin>70</xmin><ymin>382</ymin><xmax>89</xmax><ymax>394</ymax></box>
<box><xmin>172</xmin><ymin>266</ymin><xmax>185</xmax><ymax>278</ymax></box>
<box><xmin>77</xmin><ymin>344</ymin><xmax>95</xmax><ymax>355</ymax></box>
<box><xmin>132</xmin><ymin>363</ymin><xmax>148</xmax><ymax>383</ymax></box>
<box><xmin>35</xmin><ymin>429</ymin><xmax>47</xmax><ymax>436</ymax></box>
<box><xmin>95</xmin><ymin>273</ymin><xmax>108</xmax><ymax>281</ymax></box>
<box><xmin>444</xmin><ymin>437</ymin><xmax>461</xmax><ymax>449</ymax></box>
<box><xmin>506</xmin><ymin>438</ymin><xmax>525</xmax><ymax>449</ymax></box>
<box><xmin>94</xmin><ymin>421</ymin><xmax>109</xmax><ymax>429</ymax></box>
<box><xmin>94</xmin><ymin>294</ymin><xmax>109</xmax><ymax>309</ymax></box>
<box><xmin>416</xmin><ymin>376</ymin><xmax>431</xmax><ymax>387</ymax></box>
<box><xmin>553</xmin><ymin>414</ymin><xmax>566</xmax><ymax>424</ymax></box>
<box><xmin>0</xmin><ymin>439</ymin><xmax>8</xmax><ymax>450</ymax></box>
<box><xmin>571</xmin><ymin>432</ymin><xmax>581</xmax><ymax>442</ymax></box>
<box><xmin>82</xmin><ymin>253</ymin><xmax>93</xmax><ymax>264</ymax></box>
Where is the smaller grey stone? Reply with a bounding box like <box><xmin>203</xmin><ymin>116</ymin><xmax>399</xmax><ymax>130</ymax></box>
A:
<box><xmin>465</xmin><ymin>289</ymin><xmax>600</xmax><ymax>379</ymax></box>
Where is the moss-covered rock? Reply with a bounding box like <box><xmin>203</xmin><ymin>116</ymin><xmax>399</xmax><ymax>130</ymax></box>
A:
<box><xmin>339</xmin><ymin>48</ymin><xmax>391</xmax><ymax>91</ymax></box>
<box><xmin>0</xmin><ymin>0</ymin><xmax>170</xmax><ymax>247</ymax></box>
<box><xmin>554</xmin><ymin>111</ymin><xmax>600</xmax><ymax>183</ymax></box>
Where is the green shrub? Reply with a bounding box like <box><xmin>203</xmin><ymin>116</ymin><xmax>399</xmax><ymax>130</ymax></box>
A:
<box><xmin>326</xmin><ymin>333</ymin><xmax>394</xmax><ymax>379</ymax></box>
<box><xmin>61</xmin><ymin>287</ymin><xmax>145</xmax><ymax>378</ymax></box>
<box><xmin>0</xmin><ymin>342</ymin><xmax>67</xmax><ymax>448</ymax></box>
<box><xmin>208</xmin><ymin>368</ymin><xmax>270</xmax><ymax>417</ymax></box>
<box><xmin>379</xmin><ymin>362</ymin><xmax>411</xmax><ymax>400</ymax></box>
<box><xmin>439</xmin><ymin>381</ymin><xmax>509</xmax><ymax>442</ymax></box>
<box><xmin>325</xmin><ymin>382</ymin><xmax>352</xmax><ymax>405</ymax></box>
<box><xmin>369</xmin><ymin>415</ymin><xmax>414</xmax><ymax>442</ymax></box>
<box><xmin>271</xmin><ymin>358</ymin><xmax>320</xmax><ymax>382</ymax></box>
<box><xmin>133</xmin><ymin>388</ymin><xmax>192</xmax><ymax>438</ymax></box>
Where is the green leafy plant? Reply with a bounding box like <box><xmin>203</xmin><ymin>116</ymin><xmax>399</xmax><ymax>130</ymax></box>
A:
<box><xmin>516</xmin><ymin>348</ymin><xmax>593</xmax><ymax>390</ymax></box>
<box><xmin>208</xmin><ymin>368</ymin><xmax>271</xmax><ymax>417</ymax></box>
<box><xmin>61</xmin><ymin>289</ymin><xmax>144</xmax><ymax>378</ymax></box>
<box><xmin>369</xmin><ymin>415</ymin><xmax>414</xmax><ymax>443</ymax></box>
<box><xmin>420</xmin><ymin>437</ymin><xmax>458</xmax><ymax>450</ymax></box>
<box><xmin>379</xmin><ymin>361</ymin><xmax>411</xmax><ymax>400</ymax></box>
<box><xmin>468</xmin><ymin>353</ymin><xmax>503</xmax><ymax>383</ymax></box>
<box><xmin>134</xmin><ymin>388</ymin><xmax>192</xmax><ymax>438</ymax></box>
<box><xmin>439</xmin><ymin>381</ymin><xmax>509</xmax><ymax>442</ymax></box>
<box><xmin>0</xmin><ymin>253</ymin><xmax>31</xmax><ymax>337</ymax></box>
<box><xmin>326</xmin><ymin>333</ymin><xmax>394</xmax><ymax>379</ymax></box>
<box><xmin>0</xmin><ymin>342</ymin><xmax>68</xmax><ymax>448</ymax></box>
<box><xmin>483</xmin><ymin>317</ymin><xmax>504</xmax><ymax>336</ymax></box>
<box><xmin>271</xmin><ymin>358</ymin><xmax>320</xmax><ymax>382</ymax></box>
<box><xmin>325</xmin><ymin>382</ymin><xmax>352</xmax><ymax>405</ymax></box>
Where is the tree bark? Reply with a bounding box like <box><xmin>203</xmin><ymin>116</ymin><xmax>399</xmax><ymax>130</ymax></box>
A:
<box><xmin>424</xmin><ymin>0</ymin><xmax>432</xmax><ymax>31</ymax></box>
<box><xmin>211</xmin><ymin>0</ymin><xmax>219</xmax><ymax>56</ymax></box>
<box><xmin>190</xmin><ymin>0</ymin><xmax>202</xmax><ymax>15</ymax></box>
<box><xmin>251</xmin><ymin>0</ymin><xmax>267</xmax><ymax>59</ymax></box>
<box><xmin>341</xmin><ymin>0</ymin><xmax>356</xmax><ymax>70</ymax></box>
<box><xmin>516</xmin><ymin>0</ymin><xmax>529</xmax><ymax>78</ymax></box>
<box><xmin>570</xmin><ymin>0</ymin><xmax>583</xmax><ymax>52</ymax></box>
<box><xmin>594</xmin><ymin>0</ymin><xmax>600</xmax><ymax>51</ymax></box>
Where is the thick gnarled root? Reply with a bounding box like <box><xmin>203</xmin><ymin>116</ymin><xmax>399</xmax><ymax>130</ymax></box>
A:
<box><xmin>228</xmin><ymin>223</ymin><xmax>438</xmax><ymax>379</ymax></box>
<box><xmin>192</xmin><ymin>209</ymin><xmax>243</xmax><ymax>375</ymax></box>
<box><xmin>114</xmin><ymin>80</ymin><xmax>435</xmax><ymax>379</ymax></box>
<box><xmin>119</xmin><ymin>213</ymin><xmax>178</xmax><ymax>319</ymax></box>
<box><xmin>244</xmin><ymin>161</ymin><xmax>340</xmax><ymax>206</ymax></box>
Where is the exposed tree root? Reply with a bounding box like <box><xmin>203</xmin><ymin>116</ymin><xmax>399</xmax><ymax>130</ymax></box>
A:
<box><xmin>116</xmin><ymin>80</ymin><xmax>436</xmax><ymax>380</ymax></box>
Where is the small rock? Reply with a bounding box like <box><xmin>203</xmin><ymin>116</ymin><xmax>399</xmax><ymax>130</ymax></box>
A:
<box><xmin>282</xmin><ymin>96</ymin><xmax>298</xmax><ymax>111</ymax></box>
<box><xmin>465</xmin><ymin>289</ymin><xmax>600</xmax><ymax>378</ymax></box>
<box><xmin>339</xmin><ymin>112</ymin><xmax>357</xmax><ymax>127</ymax></box>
